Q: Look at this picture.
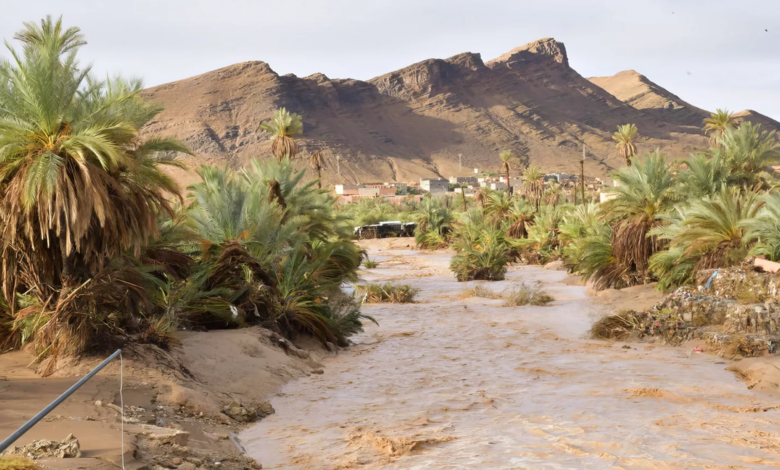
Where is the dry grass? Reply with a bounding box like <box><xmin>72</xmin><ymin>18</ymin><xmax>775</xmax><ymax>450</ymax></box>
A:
<box><xmin>460</xmin><ymin>285</ymin><xmax>503</xmax><ymax>300</ymax></box>
<box><xmin>0</xmin><ymin>457</ymin><xmax>40</xmax><ymax>470</ymax></box>
<box><xmin>590</xmin><ymin>310</ymin><xmax>642</xmax><ymax>339</ymax></box>
<box><xmin>357</xmin><ymin>283</ymin><xmax>418</xmax><ymax>303</ymax></box>
<box><xmin>504</xmin><ymin>282</ymin><xmax>555</xmax><ymax>306</ymax></box>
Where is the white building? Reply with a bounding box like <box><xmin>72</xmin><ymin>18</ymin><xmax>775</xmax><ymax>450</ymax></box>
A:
<box><xmin>420</xmin><ymin>178</ymin><xmax>449</xmax><ymax>193</ymax></box>
<box><xmin>334</xmin><ymin>184</ymin><xmax>360</xmax><ymax>195</ymax></box>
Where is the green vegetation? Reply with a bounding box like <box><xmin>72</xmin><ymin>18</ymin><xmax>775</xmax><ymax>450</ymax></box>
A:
<box><xmin>335</xmin><ymin>114</ymin><xmax>779</xmax><ymax>295</ymax></box>
<box><xmin>0</xmin><ymin>17</ymin><xmax>371</xmax><ymax>372</ymax></box>
<box><xmin>357</xmin><ymin>283</ymin><xmax>418</xmax><ymax>303</ymax></box>
<box><xmin>363</xmin><ymin>258</ymin><xmax>380</xmax><ymax>268</ymax></box>
<box><xmin>612</xmin><ymin>124</ymin><xmax>638</xmax><ymax>166</ymax></box>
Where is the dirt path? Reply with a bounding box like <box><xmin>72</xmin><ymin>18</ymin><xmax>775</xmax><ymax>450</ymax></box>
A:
<box><xmin>241</xmin><ymin>244</ymin><xmax>780</xmax><ymax>469</ymax></box>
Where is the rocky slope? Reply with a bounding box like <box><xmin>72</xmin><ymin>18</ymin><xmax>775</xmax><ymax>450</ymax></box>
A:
<box><xmin>141</xmin><ymin>38</ymin><xmax>778</xmax><ymax>186</ymax></box>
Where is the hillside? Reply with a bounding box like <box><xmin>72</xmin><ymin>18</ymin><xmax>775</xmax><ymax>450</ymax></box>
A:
<box><xmin>141</xmin><ymin>38</ymin><xmax>776</xmax><ymax>186</ymax></box>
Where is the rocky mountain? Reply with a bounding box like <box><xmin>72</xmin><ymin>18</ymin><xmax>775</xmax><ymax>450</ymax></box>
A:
<box><xmin>141</xmin><ymin>38</ymin><xmax>779</xmax><ymax>186</ymax></box>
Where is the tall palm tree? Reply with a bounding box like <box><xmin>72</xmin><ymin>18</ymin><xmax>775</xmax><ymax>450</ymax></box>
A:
<box><xmin>703</xmin><ymin>109</ymin><xmax>742</xmax><ymax>146</ymax></box>
<box><xmin>601</xmin><ymin>150</ymin><xmax>680</xmax><ymax>281</ymax></box>
<box><xmin>0</xmin><ymin>16</ymin><xmax>189</xmax><ymax>304</ymax></box>
<box><xmin>612</xmin><ymin>124</ymin><xmax>638</xmax><ymax>166</ymax></box>
<box><xmin>261</xmin><ymin>108</ymin><xmax>303</xmax><ymax>161</ymax></box>
<box><xmin>309</xmin><ymin>150</ymin><xmax>325</xmax><ymax>189</ymax></box>
<box><xmin>499</xmin><ymin>151</ymin><xmax>514</xmax><ymax>196</ymax></box>
<box><xmin>522</xmin><ymin>165</ymin><xmax>545</xmax><ymax>211</ymax></box>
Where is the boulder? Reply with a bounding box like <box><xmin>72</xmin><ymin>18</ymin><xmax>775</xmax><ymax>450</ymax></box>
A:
<box><xmin>222</xmin><ymin>401</ymin><xmax>257</xmax><ymax>423</ymax></box>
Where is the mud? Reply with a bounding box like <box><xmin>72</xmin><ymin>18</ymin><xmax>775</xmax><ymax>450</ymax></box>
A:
<box><xmin>242</xmin><ymin>242</ymin><xmax>780</xmax><ymax>469</ymax></box>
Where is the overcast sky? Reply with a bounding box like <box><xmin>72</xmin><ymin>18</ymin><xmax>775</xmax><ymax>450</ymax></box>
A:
<box><xmin>2</xmin><ymin>0</ymin><xmax>778</xmax><ymax>119</ymax></box>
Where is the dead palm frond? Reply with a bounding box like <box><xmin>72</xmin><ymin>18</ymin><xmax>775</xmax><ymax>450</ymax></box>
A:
<box><xmin>260</xmin><ymin>108</ymin><xmax>303</xmax><ymax>161</ymax></box>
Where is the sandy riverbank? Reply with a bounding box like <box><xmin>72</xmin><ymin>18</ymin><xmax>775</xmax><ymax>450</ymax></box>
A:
<box><xmin>0</xmin><ymin>327</ymin><xmax>329</xmax><ymax>469</ymax></box>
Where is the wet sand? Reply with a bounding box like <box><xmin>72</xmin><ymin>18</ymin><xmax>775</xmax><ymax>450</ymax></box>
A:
<box><xmin>242</xmin><ymin>243</ymin><xmax>780</xmax><ymax>469</ymax></box>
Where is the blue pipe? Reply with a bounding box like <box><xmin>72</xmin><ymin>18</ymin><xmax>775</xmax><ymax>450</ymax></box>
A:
<box><xmin>0</xmin><ymin>349</ymin><xmax>122</xmax><ymax>453</ymax></box>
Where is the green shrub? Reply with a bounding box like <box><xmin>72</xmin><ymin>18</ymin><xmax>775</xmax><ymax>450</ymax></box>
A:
<box><xmin>363</xmin><ymin>258</ymin><xmax>379</xmax><ymax>269</ymax></box>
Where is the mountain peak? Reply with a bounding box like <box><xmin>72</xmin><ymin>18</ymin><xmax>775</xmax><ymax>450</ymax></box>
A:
<box><xmin>486</xmin><ymin>38</ymin><xmax>568</xmax><ymax>68</ymax></box>
<box><xmin>590</xmin><ymin>69</ymin><xmax>696</xmax><ymax>111</ymax></box>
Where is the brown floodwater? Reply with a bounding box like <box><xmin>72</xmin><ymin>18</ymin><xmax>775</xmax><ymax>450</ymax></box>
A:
<box><xmin>241</xmin><ymin>247</ymin><xmax>780</xmax><ymax>469</ymax></box>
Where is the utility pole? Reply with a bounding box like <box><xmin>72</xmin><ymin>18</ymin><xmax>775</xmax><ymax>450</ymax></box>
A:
<box><xmin>580</xmin><ymin>142</ymin><xmax>586</xmax><ymax>206</ymax></box>
<box><xmin>458</xmin><ymin>154</ymin><xmax>462</xmax><ymax>172</ymax></box>
<box><xmin>336</xmin><ymin>155</ymin><xmax>341</xmax><ymax>176</ymax></box>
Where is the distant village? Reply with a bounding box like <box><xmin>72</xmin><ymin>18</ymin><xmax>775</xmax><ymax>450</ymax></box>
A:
<box><xmin>334</xmin><ymin>172</ymin><xmax>616</xmax><ymax>204</ymax></box>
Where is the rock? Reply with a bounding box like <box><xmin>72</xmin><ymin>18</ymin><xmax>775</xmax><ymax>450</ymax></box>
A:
<box><xmin>172</xmin><ymin>444</ymin><xmax>189</xmax><ymax>456</ymax></box>
<box><xmin>172</xmin><ymin>457</ymin><xmax>183</xmax><ymax>465</ymax></box>
<box><xmin>256</xmin><ymin>402</ymin><xmax>275</xmax><ymax>418</ymax></box>
<box><xmin>140</xmin><ymin>425</ymin><xmax>190</xmax><ymax>446</ymax></box>
<box><xmin>543</xmin><ymin>260</ymin><xmax>565</xmax><ymax>271</ymax></box>
<box><xmin>107</xmin><ymin>403</ymin><xmax>123</xmax><ymax>413</ymax></box>
<box><xmin>222</xmin><ymin>401</ymin><xmax>257</xmax><ymax>423</ymax></box>
<box><xmin>311</xmin><ymin>369</ymin><xmax>324</xmax><ymax>375</ymax></box>
<box><xmin>94</xmin><ymin>400</ymin><xmax>103</xmax><ymax>407</ymax></box>
<box><xmin>3</xmin><ymin>433</ymin><xmax>81</xmax><ymax>459</ymax></box>
<box><xmin>177</xmin><ymin>463</ymin><xmax>197</xmax><ymax>470</ymax></box>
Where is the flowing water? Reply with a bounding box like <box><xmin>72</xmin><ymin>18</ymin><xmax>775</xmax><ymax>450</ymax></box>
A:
<box><xmin>242</xmin><ymin>246</ymin><xmax>780</xmax><ymax>469</ymax></box>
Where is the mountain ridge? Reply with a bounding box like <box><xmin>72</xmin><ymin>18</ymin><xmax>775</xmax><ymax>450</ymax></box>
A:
<box><xmin>140</xmin><ymin>39</ymin><xmax>779</xmax><ymax>187</ymax></box>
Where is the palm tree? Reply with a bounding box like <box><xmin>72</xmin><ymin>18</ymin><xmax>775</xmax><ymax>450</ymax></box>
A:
<box><xmin>716</xmin><ymin>123</ymin><xmax>780</xmax><ymax>190</ymax></box>
<box><xmin>499</xmin><ymin>151</ymin><xmax>514</xmax><ymax>196</ymax></box>
<box><xmin>506</xmin><ymin>198</ymin><xmax>536</xmax><ymax>239</ymax></box>
<box><xmin>475</xmin><ymin>187</ymin><xmax>490</xmax><ymax>208</ymax></box>
<box><xmin>676</xmin><ymin>153</ymin><xmax>727</xmax><ymax>199</ymax></box>
<box><xmin>485</xmin><ymin>190</ymin><xmax>512</xmax><ymax>220</ymax></box>
<box><xmin>460</xmin><ymin>184</ymin><xmax>468</xmax><ymax>211</ymax></box>
<box><xmin>309</xmin><ymin>150</ymin><xmax>325</xmax><ymax>189</ymax></box>
<box><xmin>600</xmin><ymin>150</ymin><xmax>680</xmax><ymax>282</ymax></box>
<box><xmin>672</xmin><ymin>187</ymin><xmax>762</xmax><ymax>269</ymax></box>
<box><xmin>0</xmin><ymin>17</ymin><xmax>189</xmax><ymax>305</ymax></box>
<box><xmin>612</xmin><ymin>124</ymin><xmax>638</xmax><ymax>166</ymax></box>
<box><xmin>744</xmin><ymin>192</ymin><xmax>780</xmax><ymax>262</ymax></box>
<box><xmin>703</xmin><ymin>109</ymin><xmax>742</xmax><ymax>146</ymax></box>
<box><xmin>522</xmin><ymin>165</ymin><xmax>545</xmax><ymax>211</ymax></box>
<box><xmin>261</xmin><ymin>108</ymin><xmax>303</xmax><ymax>161</ymax></box>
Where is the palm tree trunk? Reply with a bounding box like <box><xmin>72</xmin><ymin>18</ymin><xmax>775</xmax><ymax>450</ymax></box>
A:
<box><xmin>316</xmin><ymin>165</ymin><xmax>322</xmax><ymax>189</ymax></box>
<box><xmin>506</xmin><ymin>168</ymin><xmax>511</xmax><ymax>197</ymax></box>
<box><xmin>461</xmin><ymin>190</ymin><xmax>467</xmax><ymax>211</ymax></box>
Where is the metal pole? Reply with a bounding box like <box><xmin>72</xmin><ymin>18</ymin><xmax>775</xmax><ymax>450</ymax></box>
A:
<box><xmin>581</xmin><ymin>143</ymin><xmax>586</xmax><ymax>206</ymax></box>
<box><xmin>0</xmin><ymin>349</ymin><xmax>122</xmax><ymax>453</ymax></box>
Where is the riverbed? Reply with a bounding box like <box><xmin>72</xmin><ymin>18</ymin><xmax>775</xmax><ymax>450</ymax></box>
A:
<box><xmin>241</xmin><ymin>243</ymin><xmax>780</xmax><ymax>469</ymax></box>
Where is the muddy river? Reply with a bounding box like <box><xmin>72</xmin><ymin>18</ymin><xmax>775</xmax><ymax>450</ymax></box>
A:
<box><xmin>241</xmin><ymin>246</ymin><xmax>780</xmax><ymax>469</ymax></box>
